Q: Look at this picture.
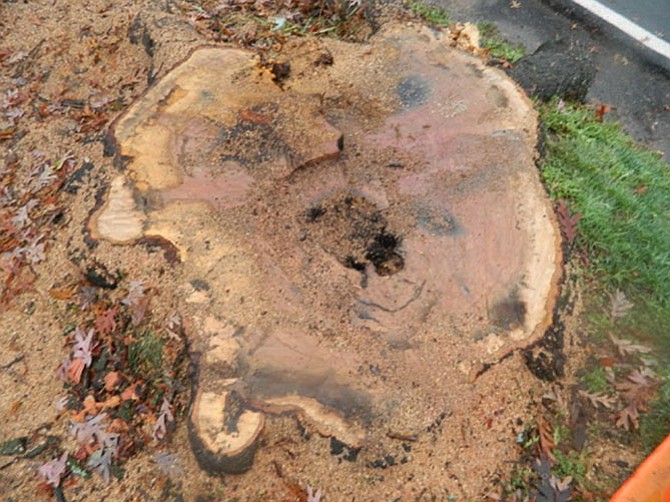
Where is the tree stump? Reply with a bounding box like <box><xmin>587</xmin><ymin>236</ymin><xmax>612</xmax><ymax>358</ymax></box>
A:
<box><xmin>93</xmin><ymin>24</ymin><xmax>562</xmax><ymax>486</ymax></box>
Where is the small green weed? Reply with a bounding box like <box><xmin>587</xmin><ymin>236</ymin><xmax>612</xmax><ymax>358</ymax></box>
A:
<box><xmin>553</xmin><ymin>450</ymin><xmax>588</xmax><ymax>485</ymax></box>
<box><xmin>478</xmin><ymin>21</ymin><xmax>525</xmax><ymax>63</ymax></box>
<box><xmin>407</xmin><ymin>0</ymin><xmax>452</xmax><ymax>27</ymax></box>
<box><xmin>581</xmin><ymin>366</ymin><xmax>610</xmax><ymax>393</ymax></box>
<box><xmin>128</xmin><ymin>331</ymin><xmax>165</xmax><ymax>377</ymax></box>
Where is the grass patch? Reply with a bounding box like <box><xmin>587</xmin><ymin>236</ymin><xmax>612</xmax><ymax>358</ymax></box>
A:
<box><xmin>407</xmin><ymin>0</ymin><xmax>452</xmax><ymax>27</ymax></box>
<box><xmin>478</xmin><ymin>21</ymin><xmax>525</xmax><ymax>63</ymax></box>
<box><xmin>128</xmin><ymin>331</ymin><xmax>165</xmax><ymax>378</ymax></box>
<box><xmin>581</xmin><ymin>366</ymin><xmax>610</xmax><ymax>393</ymax></box>
<box><xmin>641</xmin><ymin>369</ymin><xmax>670</xmax><ymax>450</ymax></box>
<box><xmin>539</xmin><ymin>99</ymin><xmax>670</xmax><ymax>459</ymax></box>
<box><xmin>553</xmin><ymin>450</ymin><xmax>588</xmax><ymax>485</ymax></box>
<box><xmin>539</xmin><ymin>99</ymin><xmax>670</xmax><ymax>346</ymax></box>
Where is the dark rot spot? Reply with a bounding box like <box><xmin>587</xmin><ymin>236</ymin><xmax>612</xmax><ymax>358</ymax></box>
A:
<box><xmin>305</xmin><ymin>205</ymin><xmax>326</xmax><ymax>222</ymax></box>
<box><xmin>271</xmin><ymin>62</ymin><xmax>291</xmax><ymax>84</ymax></box>
<box><xmin>396</xmin><ymin>75</ymin><xmax>431</xmax><ymax>108</ymax></box>
<box><xmin>365</xmin><ymin>231</ymin><xmax>404</xmax><ymax>276</ymax></box>
<box><xmin>301</xmin><ymin>194</ymin><xmax>404</xmax><ymax>276</ymax></box>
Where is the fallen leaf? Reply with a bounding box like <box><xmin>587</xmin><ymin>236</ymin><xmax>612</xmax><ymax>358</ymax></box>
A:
<box><xmin>610</xmin><ymin>333</ymin><xmax>651</xmax><ymax>357</ymax></box>
<box><xmin>579</xmin><ymin>390</ymin><xmax>615</xmax><ymax>410</ymax></box>
<box><xmin>609</xmin><ymin>290</ymin><xmax>633</xmax><ymax>321</ymax></box>
<box><xmin>598</xmin><ymin>356</ymin><xmax>617</xmax><ymax>367</ymax></box>
<box><xmin>595</xmin><ymin>103</ymin><xmax>615</xmax><ymax>122</ymax></box>
<box><xmin>49</xmin><ymin>286</ymin><xmax>77</xmax><ymax>300</ymax></box>
<box><xmin>103</xmin><ymin>371</ymin><xmax>122</xmax><ymax>391</ymax></box>
<box><xmin>615</xmin><ymin>403</ymin><xmax>639</xmax><ymax>431</ymax></box>
<box><xmin>537</xmin><ymin>415</ymin><xmax>556</xmax><ymax>462</ymax></box>
<box><xmin>82</xmin><ymin>395</ymin><xmax>100</xmax><ymax>414</ymax></box>
<box><xmin>101</xmin><ymin>395</ymin><xmax>121</xmax><ymax>409</ymax></box>
<box><xmin>95</xmin><ymin>306</ymin><xmax>117</xmax><ymax>335</ymax></box>
<box><xmin>121</xmin><ymin>383</ymin><xmax>140</xmax><ymax>401</ymax></box>
<box><xmin>556</xmin><ymin>200</ymin><xmax>581</xmax><ymax>247</ymax></box>
<box><xmin>66</xmin><ymin>357</ymin><xmax>86</xmax><ymax>384</ymax></box>
<box><xmin>108</xmin><ymin>418</ymin><xmax>129</xmax><ymax>433</ymax></box>
<box><xmin>7</xmin><ymin>400</ymin><xmax>21</xmax><ymax>415</ymax></box>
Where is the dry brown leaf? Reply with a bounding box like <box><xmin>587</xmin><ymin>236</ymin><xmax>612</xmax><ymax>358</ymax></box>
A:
<box><xmin>48</xmin><ymin>286</ymin><xmax>77</xmax><ymax>300</ymax></box>
<box><xmin>7</xmin><ymin>400</ymin><xmax>21</xmax><ymax>415</ymax></box>
<box><xmin>121</xmin><ymin>383</ymin><xmax>140</xmax><ymax>401</ymax></box>
<box><xmin>66</xmin><ymin>358</ymin><xmax>85</xmax><ymax>384</ymax></box>
<box><xmin>101</xmin><ymin>395</ymin><xmax>121</xmax><ymax>409</ymax></box>
<box><xmin>108</xmin><ymin>418</ymin><xmax>129</xmax><ymax>433</ymax></box>
<box><xmin>609</xmin><ymin>333</ymin><xmax>651</xmax><ymax>357</ymax></box>
<box><xmin>615</xmin><ymin>403</ymin><xmax>639</xmax><ymax>431</ymax></box>
<box><xmin>579</xmin><ymin>390</ymin><xmax>616</xmax><ymax>410</ymax></box>
<box><xmin>537</xmin><ymin>415</ymin><xmax>556</xmax><ymax>462</ymax></box>
<box><xmin>103</xmin><ymin>371</ymin><xmax>122</xmax><ymax>391</ymax></box>
<box><xmin>610</xmin><ymin>290</ymin><xmax>633</xmax><ymax>321</ymax></box>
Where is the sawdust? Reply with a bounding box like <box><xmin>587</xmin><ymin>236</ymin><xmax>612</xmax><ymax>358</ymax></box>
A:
<box><xmin>0</xmin><ymin>1</ymin><xmax>569</xmax><ymax>500</ymax></box>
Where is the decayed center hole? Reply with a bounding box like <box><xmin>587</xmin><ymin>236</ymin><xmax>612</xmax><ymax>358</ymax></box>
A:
<box><xmin>301</xmin><ymin>193</ymin><xmax>404</xmax><ymax>276</ymax></box>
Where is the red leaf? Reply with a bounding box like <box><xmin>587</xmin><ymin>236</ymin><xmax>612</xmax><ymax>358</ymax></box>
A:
<box><xmin>95</xmin><ymin>306</ymin><xmax>117</xmax><ymax>335</ymax></box>
<box><xmin>537</xmin><ymin>415</ymin><xmax>556</xmax><ymax>462</ymax></box>
<box><xmin>556</xmin><ymin>199</ymin><xmax>581</xmax><ymax>247</ymax></box>
<box><xmin>595</xmin><ymin>103</ymin><xmax>615</xmax><ymax>122</ymax></box>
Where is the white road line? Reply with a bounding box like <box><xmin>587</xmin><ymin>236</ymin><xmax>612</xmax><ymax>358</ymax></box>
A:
<box><xmin>570</xmin><ymin>0</ymin><xmax>670</xmax><ymax>61</ymax></box>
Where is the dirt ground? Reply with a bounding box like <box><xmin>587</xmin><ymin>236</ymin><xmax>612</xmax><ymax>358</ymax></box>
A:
<box><xmin>0</xmin><ymin>1</ymin><xmax>622</xmax><ymax>501</ymax></box>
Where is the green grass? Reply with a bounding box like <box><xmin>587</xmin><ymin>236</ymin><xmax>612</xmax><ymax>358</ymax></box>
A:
<box><xmin>478</xmin><ymin>21</ymin><xmax>525</xmax><ymax>63</ymax></box>
<box><xmin>641</xmin><ymin>368</ymin><xmax>670</xmax><ymax>451</ymax></box>
<box><xmin>539</xmin><ymin>98</ymin><xmax>670</xmax><ymax>452</ymax></box>
<box><xmin>539</xmin><ymin>99</ymin><xmax>670</xmax><ymax>331</ymax></box>
<box><xmin>407</xmin><ymin>0</ymin><xmax>452</xmax><ymax>26</ymax></box>
<box><xmin>128</xmin><ymin>331</ymin><xmax>165</xmax><ymax>377</ymax></box>
<box><xmin>581</xmin><ymin>366</ymin><xmax>610</xmax><ymax>394</ymax></box>
<box><xmin>553</xmin><ymin>450</ymin><xmax>588</xmax><ymax>485</ymax></box>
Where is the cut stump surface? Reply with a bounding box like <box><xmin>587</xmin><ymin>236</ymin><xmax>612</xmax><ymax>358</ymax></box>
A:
<box><xmin>93</xmin><ymin>24</ymin><xmax>562</xmax><ymax>489</ymax></box>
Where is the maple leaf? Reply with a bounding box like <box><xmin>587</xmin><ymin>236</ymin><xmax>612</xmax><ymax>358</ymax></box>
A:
<box><xmin>609</xmin><ymin>290</ymin><xmax>633</xmax><ymax>321</ymax></box>
<box><xmin>155</xmin><ymin>452</ymin><xmax>183</xmax><ymax>478</ymax></box>
<box><xmin>616</xmin><ymin>367</ymin><xmax>658</xmax><ymax>404</ymax></box>
<box><xmin>70</xmin><ymin>412</ymin><xmax>119</xmax><ymax>456</ymax></box>
<box><xmin>152</xmin><ymin>397</ymin><xmax>175</xmax><ymax>440</ymax></box>
<box><xmin>555</xmin><ymin>200</ymin><xmax>581</xmax><ymax>247</ymax></box>
<box><xmin>122</xmin><ymin>280</ymin><xmax>145</xmax><ymax>306</ymax></box>
<box><xmin>37</xmin><ymin>452</ymin><xmax>68</xmax><ymax>487</ymax></box>
<box><xmin>95</xmin><ymin>306</ymin><xmax>117</xmax><ymax>335</ymax></box>
<box><xmin>72</xmin><ymin>326</ymin><xmax>96</xmax><ymax>368</ymax></box>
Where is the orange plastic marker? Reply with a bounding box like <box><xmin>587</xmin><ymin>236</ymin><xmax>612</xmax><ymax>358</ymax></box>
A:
<box><xmin>610</xmin><ymin>433</ymin><xmax>670</xmax><ymax>502</ymax></box>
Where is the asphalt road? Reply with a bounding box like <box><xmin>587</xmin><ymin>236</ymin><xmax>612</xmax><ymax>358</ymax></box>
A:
<box><xmin>606</xmin><ymin>0</ymin><xmax>669</xmax><ymax>41</ymax></box>
<box><xmin>440</xmin><ymin>0</ymin><xmax>670</xmax><ymax>160</ymax></box>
